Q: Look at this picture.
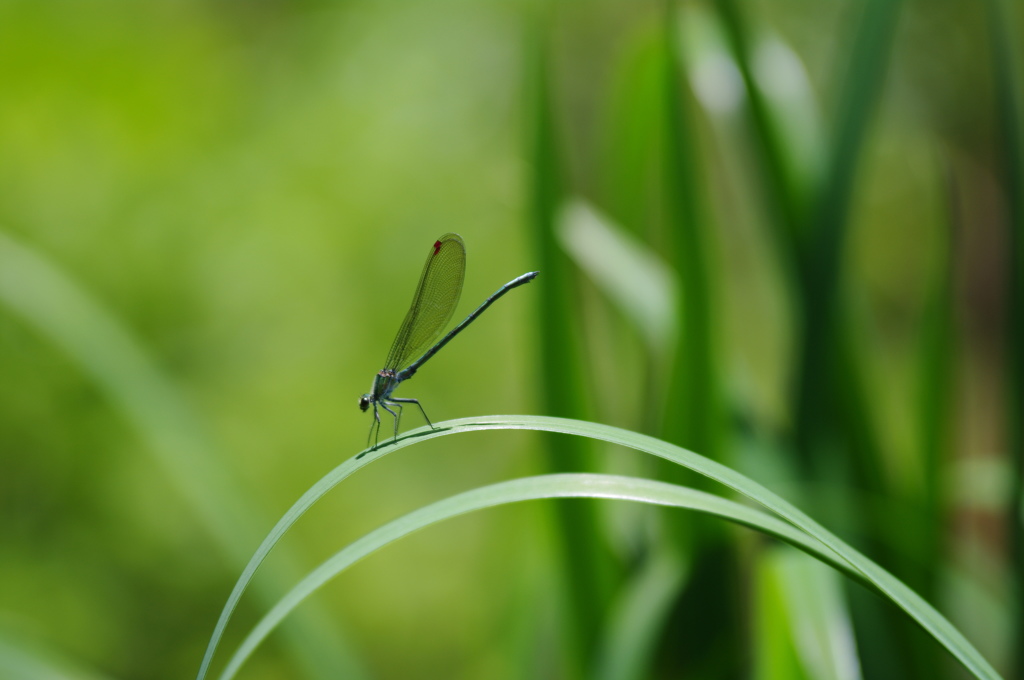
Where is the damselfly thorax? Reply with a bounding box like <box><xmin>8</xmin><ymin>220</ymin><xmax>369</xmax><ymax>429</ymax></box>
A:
<box><xmin>361</xmin><ymin>369</ymin><xmax>400</xmax><ymax>406</ymax></box>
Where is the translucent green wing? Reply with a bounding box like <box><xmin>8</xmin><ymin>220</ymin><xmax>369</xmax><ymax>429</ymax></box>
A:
<box><xmin>382</xmin><ymin>233</ymin><xmax>466</xmax><ymax>370</ymax></box>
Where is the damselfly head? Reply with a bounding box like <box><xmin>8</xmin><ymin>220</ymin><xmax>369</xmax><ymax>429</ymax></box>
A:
<box><xmin>358</xmin><ymin>395</ymin><xmax>371</xmax><ymax>412</ymax></box>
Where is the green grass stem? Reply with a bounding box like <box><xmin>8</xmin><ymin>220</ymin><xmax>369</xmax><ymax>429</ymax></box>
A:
<box><xmin>661</xmin><ymin>0</ymin><xmax>724</xmax><ymax>463</ymax></box>
<box><xmin>525</xmin><ymin>17</ymin><xmax>614</xmax><ymax>670</ymax></box>
<box><xmin>793</xmin><ymin>0</ymin><xmax>903</xmax><ymax>473</ymax></box>
<box><xmin>713</xmin><ymin>0</ymin><xmax>804</xmax><ymax>263</ymax></box>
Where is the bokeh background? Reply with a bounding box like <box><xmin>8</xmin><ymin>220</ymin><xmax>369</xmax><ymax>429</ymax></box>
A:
<box><xmin>0</xmin><ymin>0</ymin><xmax>1020</xmax><ymax>679</ymax></box>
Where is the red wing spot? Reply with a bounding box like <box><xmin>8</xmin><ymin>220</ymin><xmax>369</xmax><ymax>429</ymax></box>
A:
<box><xmin>433</xmin><ymin>240</ymin><xmax>442</xmax><ymax>255</ymax></box>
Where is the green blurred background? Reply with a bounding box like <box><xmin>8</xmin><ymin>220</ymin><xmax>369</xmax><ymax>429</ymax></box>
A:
<box><xmin>0</xmin><ymin>0</ymin><xmax>1020</xmax><ymax>678</ymax></box>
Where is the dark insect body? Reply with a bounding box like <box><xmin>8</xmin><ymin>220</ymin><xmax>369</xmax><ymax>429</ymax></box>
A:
<box><xmin>359</xmin><ymin>233</ymin><xmax>538</xmax><ymax>447</ymax></box>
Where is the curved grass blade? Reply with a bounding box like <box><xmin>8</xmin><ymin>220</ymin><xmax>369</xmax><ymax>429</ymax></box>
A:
<box><xmin>198</xmin><ymin>416</ymin><xmax>1001</xmax><ymax>680</ymax></box>
<box><xmin>217</xmin><ymin>473</ymin><xmax>867</xmax><ymax>680</ymax></box>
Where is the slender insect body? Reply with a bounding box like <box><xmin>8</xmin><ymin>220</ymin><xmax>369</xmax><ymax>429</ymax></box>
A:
<box><xmin>360</xmin><ymin>233</ymin><xmax>538</xmax><ymax>448</ymax></box>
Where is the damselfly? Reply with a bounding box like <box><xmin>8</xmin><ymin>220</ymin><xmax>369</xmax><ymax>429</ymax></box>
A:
<box><xmin>359</xmin><ymin>233</ymin><xmax>538</xmax><ymax>447</ymax></box>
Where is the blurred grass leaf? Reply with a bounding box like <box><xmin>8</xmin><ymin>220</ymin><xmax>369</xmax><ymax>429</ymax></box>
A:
<box><xmin>0</xmin><ymin>629</ymin><xmax>115</xmax><ymax>680</ymax></box>
<box><xmin>984</xmin><ymin>0</ymin><xmax>1024</xmax><ymax>673</ymax></box>
<box><xmin>525</xmin><ymin>18</ymin><xmax>612</xmax><ymax>669</ymax></box>
<box><xmin>773</xmin><ymin>548</ymin><xmax>862</xmax><ymax>680</ymax></box>
<box><xmin>0</xmin><ymin>231</ymin><xmax>366</xmax><ymax>680</ymax></box>
<box><xmin>557</xmin><ymin>199</ymin><xmax>677</xmax><ymax>353</ymax></box>
<box><xmin>662</xmin><ymin>0</ymin><xmax>724</xmax><ymax>462</ymax></box>
<box><xmin>794</xmin><ymin>0</ymin><xmax>904</xmax><ymax>473</ymax></box>
<box><xmin>595</xmin><ymin>547</ymin><xmax>688</xmax><ymax>680</ymax></box>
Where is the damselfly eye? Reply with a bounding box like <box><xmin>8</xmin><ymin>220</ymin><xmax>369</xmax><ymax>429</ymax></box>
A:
<box><xmin>359</xmin><ymin>396</ymin><xmax>370</xmax><ymax>412</ymax></box>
